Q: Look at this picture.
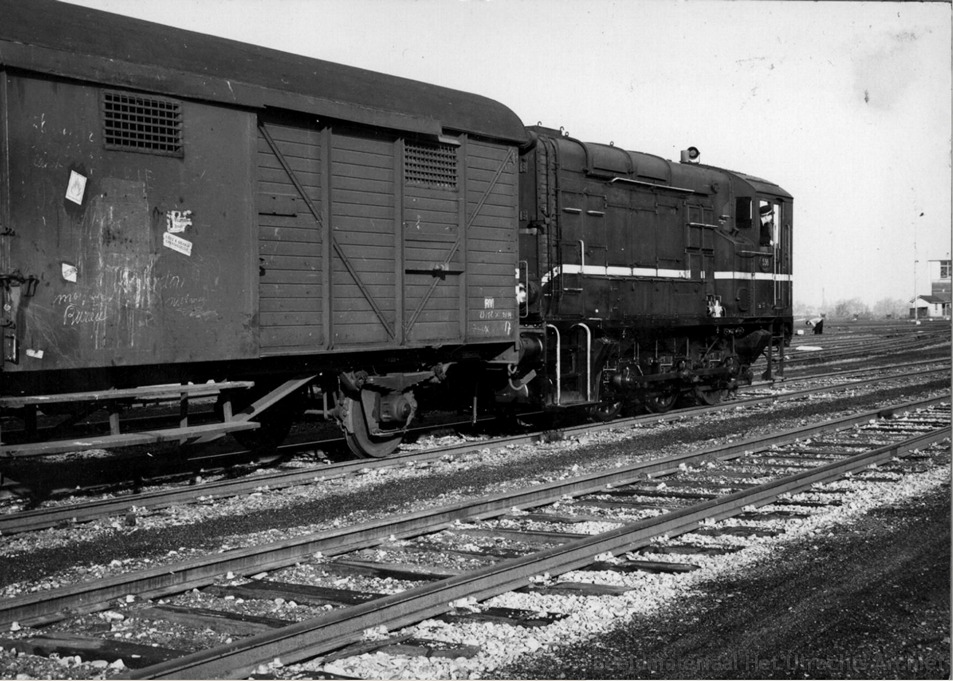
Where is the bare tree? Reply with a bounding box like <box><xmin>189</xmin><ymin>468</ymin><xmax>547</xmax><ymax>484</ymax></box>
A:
<box><xmin>831</xmin><ymin>298</ymin><xmax>871</xmax><ymax>319</ymax></box>
<box><xmin>872</xmin><ymin>298</ymin><xmax>908</xmax><ymax>319</ymax></box>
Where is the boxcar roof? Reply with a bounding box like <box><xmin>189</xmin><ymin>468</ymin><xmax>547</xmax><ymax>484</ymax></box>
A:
<box><xmin>0</xmin><ymin>0</ymin><xmax>528</xmax><ymax>144</ymax></box>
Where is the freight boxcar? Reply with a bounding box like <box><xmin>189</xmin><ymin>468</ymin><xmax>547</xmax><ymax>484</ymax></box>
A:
<box><xmin>0</xmin><ymin>0</ymin><xmax>525</xmax><ymax>458</ymax></box>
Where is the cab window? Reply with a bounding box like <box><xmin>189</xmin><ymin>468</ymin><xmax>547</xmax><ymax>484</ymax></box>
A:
<box><xmin>735</xmin><ymin>197</ymin><xmax>752</xmax><ymax>230</ymax></box>
<box><xmin>758</xmin><ymin>200</ymin><xmax>778</xmax><ymax>247</ymax></box>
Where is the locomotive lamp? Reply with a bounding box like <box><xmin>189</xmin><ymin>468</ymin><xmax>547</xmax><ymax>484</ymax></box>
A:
<box><xmin>680</xmin><ymin>146</ymin><xmax>700</xmax><ymax>163</ymax></box>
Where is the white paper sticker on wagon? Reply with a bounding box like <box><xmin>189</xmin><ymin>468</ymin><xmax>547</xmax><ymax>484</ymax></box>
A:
<box><xmin>61</xmin><ymin>262</ymin><xmax>78</xmax><ymax>282</ymax></box>
<box><xmin>163</xmin><ymin>231</ymin><xmax>193</xmax><ymax>256</ymax></box>
<box><xmin>65</xmin><ymin>170</ymin><xmax>87</xmax><ymax>205</ymax></box>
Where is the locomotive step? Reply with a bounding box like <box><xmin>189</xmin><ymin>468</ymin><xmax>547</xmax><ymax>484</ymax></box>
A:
<box><xmin>0</xmin><ymin>421</ymin><xmax>259</xmax><ymax>458</ymax></box>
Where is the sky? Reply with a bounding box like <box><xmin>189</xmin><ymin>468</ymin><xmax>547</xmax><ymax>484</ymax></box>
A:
<box><xmin>60</xmin><ymin>0</ymin><xmax>952</xmax><ymax>310</ymax></box>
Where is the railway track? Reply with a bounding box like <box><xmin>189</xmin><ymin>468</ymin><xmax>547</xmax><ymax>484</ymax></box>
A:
<box><xmin>771</xmin><ymin>356</ymin><xmax>946</xmax><ymax>381</ymax></box>
<box><xmin>772</xmin><ymin>326</ymin><xmax>949</xmax><ymax>367</ymax></box>
<box><xmin>2</xmin><ymin>364</ymin><xmax>948</xmax><ymax>535</ymax></box>
<box><xmin>0</xmin><ymin>396</ymin><xmax>948</xmax><ymax>678</ymax></box>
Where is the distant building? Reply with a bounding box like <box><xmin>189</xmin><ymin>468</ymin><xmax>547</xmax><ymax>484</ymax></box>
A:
<box><xmin>910</xmin><ymin>295</ymin><xmax>950</xmax><ymax>319</ymax></box>
<box><xmin>909</xmin><ymin>259</ymin><xmax>951</xmax><ymax>319</ymax></box>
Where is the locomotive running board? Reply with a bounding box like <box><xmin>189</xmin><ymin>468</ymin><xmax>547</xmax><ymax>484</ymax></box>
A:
<box><xmin>0</xmin><ymin>381</ymin><xmax>259</xmax><ymax>458</ymax></box>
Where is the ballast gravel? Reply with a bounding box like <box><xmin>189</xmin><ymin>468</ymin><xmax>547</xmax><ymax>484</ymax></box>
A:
<box><xmin>6</xmin><ymin>389</ymin><xmax>931</xmax><ymax>588</ymax></box>
<box><xmin>0</xmin><ymin>387</ymin><xmax>948</xmax><ymax>679</ymax></box>
<box><xmin>296</xmin><ymin>461</ymin><xmax>950</xmax><ymax>680</ymax></box>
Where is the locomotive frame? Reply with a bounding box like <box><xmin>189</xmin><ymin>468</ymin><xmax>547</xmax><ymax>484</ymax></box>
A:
<box><xmin>0</xmin><ymin>1</ymin><xmax>793</xmax><ymax>461</ymax></box>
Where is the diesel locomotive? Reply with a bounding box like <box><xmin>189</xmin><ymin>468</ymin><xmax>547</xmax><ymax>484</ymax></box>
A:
<box><xmin>498</xmin><ymin>126</ymin><xmax>792</xmax><ymax>420</ymax></box>
<box><xmin>0</xmin><ymin>0</ymin><xmax>792</xmax><ymax>460</ymax></box>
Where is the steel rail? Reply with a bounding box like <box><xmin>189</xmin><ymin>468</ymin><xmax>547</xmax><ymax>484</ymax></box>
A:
<box><xmin>776</xmin><ymin>334</ymin><xmax>949</xmax><ymax>365</ymax></box>
<box><xmin>2</xmin><ymin>395</ymin><xmax>947</xmax><ymax>630</ymax></box>
<box><xmin>773</xmin><ymin>357</ymin><xmax>948</xmax><ymax>381</ymax></box>
<box><xmin>2</xmin><ymin>368</ymin><xmax>949</xmax><ymax>535</ymax></box>
<box><xmin>775</xmin><ymin>334</ymin><xmax>949</xmax><ymax>359</ymax></box>
<box><xmin>788</xmin><ymin>329</ymin><xmax>947</xmax><ymax>349</ymax></box>
<box><xmin>131</xmin><ymin>424</ymin><xmax>951</xmax><ymax>679</ymax></box>
<box><xmin>791</xmin><ymin>325</ymin><xmax>948</xmax><ymax>346</ymax></box>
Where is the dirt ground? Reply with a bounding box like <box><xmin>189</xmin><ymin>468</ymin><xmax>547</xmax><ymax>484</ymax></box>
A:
<box><xmin>501</xmin><ymin>482</ymin><xmax>952</xmax><ymax>679</ymax></box>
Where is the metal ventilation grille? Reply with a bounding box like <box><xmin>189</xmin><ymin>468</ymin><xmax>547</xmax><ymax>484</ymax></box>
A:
<box><xmin>103</xmin><ymin>91</ymin><xmax>183</xmax><ymax>156</ymax></box>
<box><xmin>405</xmin><ymin>141</ymin><xmax>457</xmax><ymax>189</ymax></box>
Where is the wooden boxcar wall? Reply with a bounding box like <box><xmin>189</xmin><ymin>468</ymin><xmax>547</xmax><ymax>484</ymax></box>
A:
<box><xmin>1</xmin><ymin>73</ymin><xmax>260</xmax><ymax>375</ymax></box>
<box><xmin>1</xmin><ymin>72</ymin><xmax>519</xmax><ymax>380</ymax></box>
<box><xmin>462</xmin><ymin>140</ymin><xmax>519</xmax><ymax>343</ymax></box>
<box><xmin>256</xmin><ymin>118</ymin><xmax>326</xmax><ymax>353</ymax></box>
<box><xmin>255</xmin><ymin>114</ymin><xmax>519</xmax><ymax>357</ymax></box>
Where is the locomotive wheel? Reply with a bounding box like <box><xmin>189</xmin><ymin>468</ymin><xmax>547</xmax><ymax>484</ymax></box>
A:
<box><xmin>342</xmin><ymin>396</ymin><xmax>403</xmax><ymax>458</ymax></box>
<box><xmin>643</xmin><ymin>391</ymin><xmax>679</xmax><ymax>413</ymax></box>
<box><xmin>590</xmin><ymin>400</ymin><xmax>623</xmax><ymax>422</ymax></box>
<box><xmin>695</xmin><ymin>387</ymin><xmax>726</xmax><ymax>406</ymax></box>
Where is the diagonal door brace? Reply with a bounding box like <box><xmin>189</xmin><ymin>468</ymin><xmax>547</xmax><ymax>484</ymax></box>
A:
<box><xmin>258</xmin><ymin>122</ymin><xmax>395</xmax><ymax>340</ymax></box>
<box><xmin>404</xmin><ymin>148</ymin><xmax>516</xmax><ymax>335</ymax></box>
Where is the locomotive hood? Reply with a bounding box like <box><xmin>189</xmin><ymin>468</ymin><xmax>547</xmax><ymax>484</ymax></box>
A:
<box><xmin>525</xmin><ymin>126</ymin><xmax>791</xmax><ymax>200</ymax></box>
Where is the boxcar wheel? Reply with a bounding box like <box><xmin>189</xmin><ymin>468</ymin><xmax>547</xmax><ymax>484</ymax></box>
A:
<box><xmin>342</xmin><ymin>396</ymin><xmax>403</xmax><ymax>458</ymax></box>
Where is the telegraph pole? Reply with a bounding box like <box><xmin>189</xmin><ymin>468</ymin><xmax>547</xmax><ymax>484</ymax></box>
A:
<box><xmin>913</xmin><ymin>212</ymin><xmax>924</xmax><ymax>321</ymax></box>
